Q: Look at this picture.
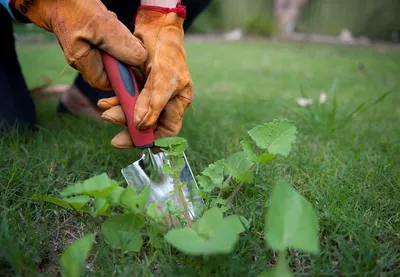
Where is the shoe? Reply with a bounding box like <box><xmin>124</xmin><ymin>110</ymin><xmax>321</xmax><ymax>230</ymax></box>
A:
<box><xmin>56</xmin><ymin>85</ymin><xmax>103</xmax><ymax>123</ymax></box>
<box><xmin>30</xmin><ymin>84</ymin><xmax>70</xmax><ymax>100</ymax></box>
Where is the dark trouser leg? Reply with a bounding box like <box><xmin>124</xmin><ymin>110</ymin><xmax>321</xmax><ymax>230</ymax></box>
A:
<box><xmin>64</xmin><ymin>0</ymin><xmax>212</xmax><ymax>111</ymax></box>
<box><xmin>0</xmin><ymin>6</ymin><xmax>36</xmax><ymax>131</ymax></box>
<box><xmin>183</xmin><ymin>0</ymin><xmax>213</xmax><ymax>31</ymax></box>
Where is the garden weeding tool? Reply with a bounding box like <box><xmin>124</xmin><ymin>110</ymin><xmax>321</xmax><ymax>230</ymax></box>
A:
<box><xmin>101</xmin><ymin>52</ymin><xmax>202</xmax><ymax>221</ymax></box>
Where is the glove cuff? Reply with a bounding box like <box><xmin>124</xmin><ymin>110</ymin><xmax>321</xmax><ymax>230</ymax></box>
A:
<box><xmin>136</xmin><ymin>2</ymin><xmax>187</xmax><ymax>19</ymax></box>
<box><xmin>7</xmin><ymin>0</ymin><xmax>32</xmax><ymax>23</ymax></box>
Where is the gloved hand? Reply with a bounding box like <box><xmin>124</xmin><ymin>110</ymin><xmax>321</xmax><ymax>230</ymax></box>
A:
<box><xmin>13</xmin><ymin>0</ymin><xmax>147</xmax><ymax>91</ymax></box>
<box><xmin>97</xmin><ymin>3</ymin><xmax>194</xmax><ymax>148</ymax></box>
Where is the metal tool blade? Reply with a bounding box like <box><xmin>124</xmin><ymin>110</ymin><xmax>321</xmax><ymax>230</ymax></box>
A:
<box><xmin>121</xmin><ymin>151</ymin><xmax>203</xmax><ymax>220</ymax></box>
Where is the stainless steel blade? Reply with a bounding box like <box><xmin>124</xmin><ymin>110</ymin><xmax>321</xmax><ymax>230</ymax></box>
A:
<box><xmin>121</xmin><ymin>150</ymin><xmax>203</xmax><ymax>220</ymax></box>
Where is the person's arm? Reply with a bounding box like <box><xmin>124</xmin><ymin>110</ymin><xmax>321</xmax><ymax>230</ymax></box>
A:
<box><xmin>9</xmin><ymin>0</ymin><xmax>148</xmax><ymax>91</ymax></box>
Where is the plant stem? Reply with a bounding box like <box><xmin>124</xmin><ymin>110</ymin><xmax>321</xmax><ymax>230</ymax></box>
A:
<box><xmin>226</xmin><ymin>163</ymin><xmax>257</xmax><ymax>205</ymax></box>
<box><xmin>226</xmin><ymin>183</ymin><xmax>243</xmax><ymax>206</ymax></box>
<box><xmin>177</xmin><ymin>185</ymin><xmax>193</xmax><ymax>227</ymax></box>
<box><xmin>217</xmin><ymin>175</ymin><xmax>232</xmax><ymax>199</ymax></box>
<box><xmin>165</xmin><ymin>210</ymin><xmax>173</xmax><ymax>229</ymax></box>
<box><xmin>169</xmin><ymin>155</ymin><xmax>193</xmax><ymax>227</ymax></box>
<box><xmin>223</xmin><ymin>175</ymin><xmax>232</xmax><ymax>188</ymax></box>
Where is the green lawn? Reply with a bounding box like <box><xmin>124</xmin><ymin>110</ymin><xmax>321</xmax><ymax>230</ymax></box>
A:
<box><xmin>1</xmin><ymin>40</ymin><xmax>399</xmax><ymax>276</ymax></box>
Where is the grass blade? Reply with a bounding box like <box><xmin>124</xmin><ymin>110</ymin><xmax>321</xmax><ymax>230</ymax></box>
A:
<box><xmin>369</xmin><ymin>87</ymin><xmax>396</xmax><ymax>106</ymax></box>
<box><xmin>345</xmin><ymin>87</ymin><xmax>396</xmax><ymax>119</ymax></box>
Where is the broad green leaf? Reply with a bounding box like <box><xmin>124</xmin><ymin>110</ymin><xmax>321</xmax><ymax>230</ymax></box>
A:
<box><xmin>224</xmin><ymin>152</ymin><xmax>254</xmax><ymax>182</ymax></box>
<box><xmin>105</xmin><ymin>186</ymin><xmax>125</xmax><ymax>205</ymax></box>
<box><xmin>241</xmin><ymin>140</ymin><xmax>275</xmax><ymax>164</ymax></box>
<box><xmin>248</xmin><ymin>119</ymin><xmax>297</xmax><ymax>157</ymax></box>
<box><xmin>241</xmin><ymin>140</ymin><xmax>257</xmax><ymax>161</ymax></box>
<box><xmin>60</xmin><ymin>173</ymin><xmax>119</xmax><ymax>198</ymax></box>
<box><xmin>175</xmin><ymin>156</ymin><xmax>186</xmax><ymax>172</ymax></box>
<box><xmin>162</xmin><ymin>164</ymin><xmax>175</xmax><ymax>175</ymax></box>
<box><xmin>235</xmin><ymin>171</ymin><xmax>254</xmax><ymax>183</ymax></box>
<box><xmin>202</xmin><ymin>159</ymin><xmax>225</xmax><ymax>185</ymax></box>
<box><xmin>155</xmin><ymin>137</ymin><xmax>187</xmax><ymax>147</ymax></box>
<box><xmin>165</xmin><ymin>216</ymin><xmax>244</xmax><ymax>255</ymax></box>
<box><xmin>196</xmin><ymin>175</ymin><xmax>214</xmax><ymax>192</ymax></box>
<box><xmin>258</xmin><ymin>254</ymin><xmax>293</xmax><ymax>277</ymax></box>
<box><xmin>155</xmin><ymin>137</ymin><xmax>188</xmax><ymax>156</ymax></box>
<box><xmin>101</xmin><ymin>214</ymin><xmax>144</xmax><ymax>252</ymax></box>
<box><xmin>255</xmin><ymin>153</ymin><xmax>275</xmax><ymax>163</ymax></box>
<box><xmin>265</xmin><ymin>181</ymin><xmax>319</xmax><ymax>254</ymax></box>
<box><xmin>197</xmin><ymin>159</ymin><xmax>225</xmax><ymax>192</ymax></box>
<box><xmin>147</xmin><ymin>202</ymin><xmax>158</xmax><ymax>219</ymax></box>
<box><xmin>165</xmin><ymin>142</ymin><xmax>188</xmax><ymax>156</ymax></box>
<box><xmin>147</xmin><ymin>202</ymin><xmax>164</xmax><ymax>223</ymax></box>
<box><xmin>224</xmin><ymin>215</ymin><xmax>250</xmax><ymax>233</ymax></box>
<box><xmin>164</xmin><ymin>228</ymin><xmax>205</xmax><ymax>254</ymax></box>
<box><xmin>64</xmin><ymin>196</ymin><xmax>91</xmax><ymax>210</ymax></box>
<box><xmin>91</xmin><ymin>197</ymin><xmax>110</xmax><ymax>217</ymax></box>
<box><xmin>148</xmin><ymin>221</ymin><xmax>165</xmax><ymax>249</ymax></box>
<box><xmin>32</xmin><ymin>195</ymin><xmax>90</xmax><ymax>211</ymax></box>
<box><xmin>32</xmin><ymin>195</ymin><xmax>73</xmax><ymax>210</ymax></box>
<box><xmin>213</xmin><ymin>199</ymin><xmax>228</xmax><ymax>212</ymax></box>
<box><xmin>212</xmin><ymin>219</ymin><xmax>243</xmax><ymax>247</ymax></box>
<box><xmin>163</xmin><ymin>157</ymin><xmax>186</xmax><ymax>176</ymax></box>
<box><xmin>148</xmin><ymin>232</ymin><xmax>163</xmax><ymax>249</ymax></box>
<box><xmin>192</xmin><ymin>207</ymin><xmax>223</xmax><ymax>238</ymax></box>
<box><xmin>60</xmin><ymin>233</ymin><xmax>95</xmax><ymax>277</ymax></box>
<box><xmin>164</xmin><ymin>207</ymin><xmax>247</xmax><ymax>255</ymax></box>
<box><xmin>120</xmin><ymin>187</ymin><xmax>150</xmax><ymax>213</ymax></box>
<box><xmin>216</xmin><ymin>198</ymin><xmax>226</xmax><ymax>205</ymax></box>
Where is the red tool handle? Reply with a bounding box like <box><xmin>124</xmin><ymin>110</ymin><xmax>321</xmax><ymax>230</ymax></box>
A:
<box><xmin>101</xmin><ymin>52</ymin><xmax>155</xmax><ymax>149</ymax></box>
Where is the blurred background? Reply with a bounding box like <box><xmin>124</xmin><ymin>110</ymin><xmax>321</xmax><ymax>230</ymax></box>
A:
<box><xmin>14</xmin><ymin>0</ymin><xmax>400</xmax><ymax>43</ymax></box>
<box><xmin>189</xmin><ymin>0</ymin><xmax>400</xmax><ymax>41</ymax></box>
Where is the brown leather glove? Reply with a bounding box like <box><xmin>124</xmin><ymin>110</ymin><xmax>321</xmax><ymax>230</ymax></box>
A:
<box><xmin>13</xmin><ymin>0</ymin><xmax>147</xmax><ymax>91</ymax></box>
<box><xmin>97</xmin><ymin>3</ymin><xmax>194</xmax><ymax>148</ymax></box>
